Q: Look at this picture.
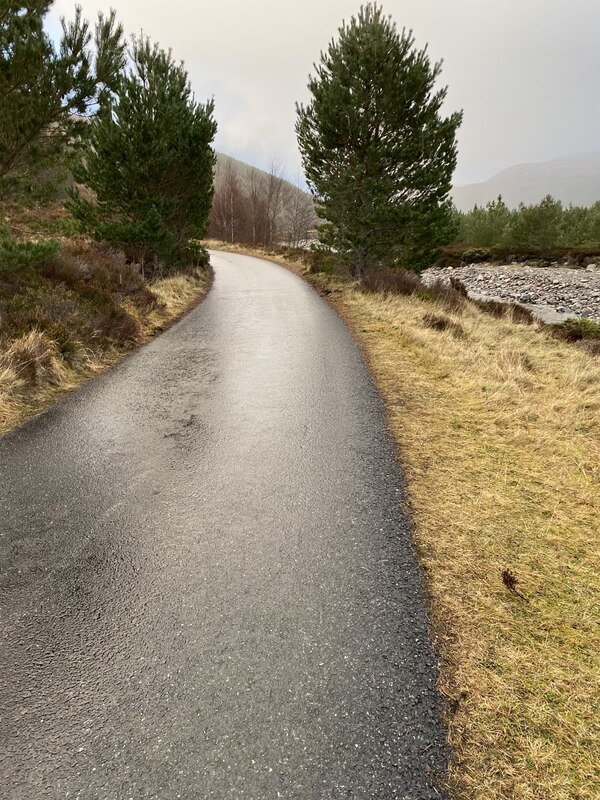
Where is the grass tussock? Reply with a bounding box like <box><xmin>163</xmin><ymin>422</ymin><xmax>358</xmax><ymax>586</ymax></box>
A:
<box><xmin>1</xmin><ymin>222</ymin><xmax>211</xmax><ymax>435</ymax></box>
<box><xmin>335</xmin><ymin>287</ymin><xmax>600</xmax><ymax>800</ymax></box>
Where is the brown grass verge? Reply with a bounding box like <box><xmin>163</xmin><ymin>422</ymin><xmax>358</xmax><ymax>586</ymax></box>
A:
<box><xmin>338</xmin><ymin>290</ymin><xmax>600</xmax><ymax>800</ymax></box>
<box><xmin>211</xmin><ymin>243</ymin><xmax>600</xmax><ymax>800</ymax></box>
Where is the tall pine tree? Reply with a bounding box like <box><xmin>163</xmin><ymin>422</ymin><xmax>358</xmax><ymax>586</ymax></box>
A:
<box><xmin>296</xmin><ymin>3</ymin><xmax>462</xmax><ymax>275</ymax></box>
<box><xmin>69</xmin><ymin>37</ymin><xmax>217</xmax><ymax>269</ymax></box>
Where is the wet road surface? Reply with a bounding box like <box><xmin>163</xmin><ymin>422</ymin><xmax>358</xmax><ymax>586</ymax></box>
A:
<box><xmin>0</xmin><ymin>251</ymin><xmax>449</xmax><ymax>798</ymax></box>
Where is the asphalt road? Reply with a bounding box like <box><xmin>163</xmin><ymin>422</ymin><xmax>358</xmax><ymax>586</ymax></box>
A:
<box><xmin>0</xmin><ymin>251</ymin><xmax>449</xmax><ymax>799</ymax></box>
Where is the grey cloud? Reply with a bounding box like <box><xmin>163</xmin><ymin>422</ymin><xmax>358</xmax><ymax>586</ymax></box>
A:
<box><xmin>51</xmin><ymin>0</ymin><xmax>600</xmax><ymax>183</ymax></box>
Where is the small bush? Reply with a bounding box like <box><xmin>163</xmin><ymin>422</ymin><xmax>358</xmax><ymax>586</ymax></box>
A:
<box><xmin>304</xmin><ymin>248</ymin><xmax>340</xmax><ymax>275</ymax></box>
<box><xmin>362</xmin><ymin>267</ymin><xmax>422</xmax><ymax>295</ymax></box>
<box><xmin>449</xmin><ymin>275</ymin><xmax>469</xmax><ymax>297</ymax></box>
<box><xmin>510</xmin><ymin>304</ymin><xmax>536</xmax><ymax>325</ymax></box>
<box><xmin>578</xmin><ymin>339</ymin><xmax>600</xmax><ymax>356</ymax></box>
<box><xmin>0</xmin><ymin>235</ymin><xmax>59</xmax><ymax>276</ymax></box>
<box><xmin>461</xmin><ymin>247</ymin><xmax>492</xmax><ymax>263</ymax></box>
<box><xmin>548</xmin><ymin>317</ymin><xmax>600</xmax><ymax>343</ymax></box>
<box><xmin>36</xmin><ymin>254</ymin><xmax>87</xmax><ymax>287</ymax></box>
<box><xmin>184</xmin><ymin>241</ymin><xmax>210</xmax><ymax>268</ymax></box>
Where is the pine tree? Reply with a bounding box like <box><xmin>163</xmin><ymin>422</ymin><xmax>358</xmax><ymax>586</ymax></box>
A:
<box><xmin>0</xmin><ymin>1</ymin><xmax>125</xmax><ymax>200</ymax></box>
<box><xmin>68</xmin><ymin>37</ymin><xmax>217</xmax><ymax>269</ymax></box>
<box><xmin>296</xmin><ymin>3</ymin><xmax>462</xmax><ymax>276</ymax></box>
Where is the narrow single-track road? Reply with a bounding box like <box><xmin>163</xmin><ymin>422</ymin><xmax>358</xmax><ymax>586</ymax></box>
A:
<box><xmin>0</xmin><ymin>251</ymin><xmax>449</xmax><ymax>798</ymax></box>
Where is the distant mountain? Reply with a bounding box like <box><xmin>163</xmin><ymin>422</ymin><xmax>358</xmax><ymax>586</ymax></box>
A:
<box><xmin>452</xmin><ymin>153</ymin><xmax>600</xmax><ymax>211</ymax></box>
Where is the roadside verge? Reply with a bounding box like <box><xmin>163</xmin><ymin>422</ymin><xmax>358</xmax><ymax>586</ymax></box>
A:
<box><xmin>0</xmin><ymin>238</ymin><xmax>212</xmax><ymax>437</ymax></box>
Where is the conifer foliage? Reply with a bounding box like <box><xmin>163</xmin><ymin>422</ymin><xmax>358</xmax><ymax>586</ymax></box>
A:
<box><xmin>296</xmin><ymin>3</ymin><xmax>462</xmax><ymax>275</ymax></box>
<box><xmin>0</xmin><ymin>1</ymin><xmax>125</xmax><ymax>199</ymax></box>
<box><xmin>69</xmin><ymin>38</ymin><xmax>217</xmax><ymax>269</ymax></box>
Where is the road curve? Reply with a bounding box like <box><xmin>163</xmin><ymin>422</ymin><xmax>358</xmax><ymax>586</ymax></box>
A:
<box><xmin>0</xmin><ymin>251</ymin><xmax>449</xmax><ymax>799</ymax></box>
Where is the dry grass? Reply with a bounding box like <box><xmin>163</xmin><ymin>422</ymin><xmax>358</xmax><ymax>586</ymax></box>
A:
<box><xmin>336</xmin><ymin>288</ymin><xmax>600</xmax><ymax>800</ymax></box>
<box><xmin>0</xmin><ymin>237</ymin><xmax>211</xmax><ymax>435</ymax></box>
<box><xmin>150</xmin><ymin>272</ymin><xmax>210</xmax><ymax>318</ymax></box>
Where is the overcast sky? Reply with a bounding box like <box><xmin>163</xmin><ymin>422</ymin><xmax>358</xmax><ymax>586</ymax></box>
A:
<box><xmin>49</xmin><ymin>0</ymin><xmax>600</xmax><ymax>185</ymax></box>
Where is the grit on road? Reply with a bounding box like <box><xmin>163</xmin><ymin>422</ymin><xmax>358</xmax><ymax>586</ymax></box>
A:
<box><xmin>0</xmin><ymin>251</ymin><xmax>449</xmax><ymax>798</ymax></box>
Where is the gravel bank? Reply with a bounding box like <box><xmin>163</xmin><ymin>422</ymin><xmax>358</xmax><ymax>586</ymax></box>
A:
<box><xmin>423</xmin><ymin>263</ymin><xmax>600</xmax><ymax>324</ymax></box>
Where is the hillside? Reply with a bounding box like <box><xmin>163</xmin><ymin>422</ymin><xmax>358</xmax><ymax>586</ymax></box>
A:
<box><xmin>452</xmin><ymin>152</ymin><xmax>600</xmax><ymax>211</ymax></box>
<box><xmin>214</xmin><ymin>153</ymin><xmax>302</xmax><ymax>195</ymax></box>
<box><xmin>209</xmin><ymin>153</ymin><xmax>317</xmax><ymax>247</ymax></box>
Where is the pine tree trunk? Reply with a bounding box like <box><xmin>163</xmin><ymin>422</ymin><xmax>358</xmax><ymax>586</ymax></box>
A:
<box><xmin>355</xmin><ymin>247</ymin><xmax>367</xmax><ymax>281</ymax></box>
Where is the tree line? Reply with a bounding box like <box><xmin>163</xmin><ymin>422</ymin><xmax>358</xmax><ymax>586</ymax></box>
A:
<box><xmin>453</xmin><ymin>195</ymin><xmax>600</xmax><ymax>251</ymax></box>
<box><xmin>4</xmin><ymin>2</ymin><xmax>486</xmax><ymax>277</ymax></box>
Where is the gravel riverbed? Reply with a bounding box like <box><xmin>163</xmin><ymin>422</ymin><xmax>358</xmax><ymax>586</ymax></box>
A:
<box><xmin>423</xmin><ymin>263</ymin><xmax>600</xmax><ymax>324</ymax></box>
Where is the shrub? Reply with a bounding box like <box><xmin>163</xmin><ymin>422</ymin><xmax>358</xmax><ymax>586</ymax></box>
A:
<box><xmin>0</xmin><ymin>233</ymin><xmax>59</xmax><ymax>276</ymax></box>
<box><xmin>304</xmin><ymin>248</ymin><xmax>340</xmax><ymax>275</ymax></box>
<box><xmin>548</xmin><ymin>317</ymin><xmax>600</xmax><ymax>343</ymax></box>
<box><xmin>510</xmin><ymin>304</ymin><xmax>536</xmax><ymax>325</ymax></box>
<box><xmin>36</xmin><ymin>253</ymin><xmax>87</xmax><ymax>288</ymax></box>
<box><xmin>449</xmin><ymin>275</ymin><xmax>469</xmax><ymax>297</ymax></box>
<box><xmin>93</xmin><ymin>306</ymin><xmax>142</xmax><ymax>344</ymax></box>
<box><xmin>461</xmin><ymin>247</ymin><xmax>492</xmax><ymax>263</ymax></box>
<box><xmin>361</xmin><ymin>267</ymin><xmax>422</xmax><ymax>295</ymax></box>
<box><xmin>578</xmin><ymin>340</ymin><xmax>600</xmax><ymax>356</ymax></box>
<box><xmin>184</xmin><ymin>241</ymin><xmax>210</xmax><ymax>268</ymax></box>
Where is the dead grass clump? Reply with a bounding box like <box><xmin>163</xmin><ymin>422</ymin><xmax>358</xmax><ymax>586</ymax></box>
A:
<box><xmin>475</xmin><ymin>298</ymin><xmax>535</xmax><ymax>325</ymax></box>
<box><xmin>449</xmin><ymin>275</ymin><xmax>469</xmax><ymax>297</ymax></box>
<box><xmin>362</xmin><ymin>267</ymin><xmax>422</xmax><ymax>295</ymax></box>
<box><xmin>0</xmin><ymin>330</ymin><xmax>68</xmax><ymax>387</ymax></box>
<box><xmin>429</xmin><ymin>278</ymin><xmax>468</xmax><ymax>311</ymax></box>
<box><xmin>150</xmin><ymin>272</ymin><xmax>210</xmax><ymax>318</ymax></box>
<box><xmin>93</xmin><ymin>306</ymin><xmax>143</xmax><ymax>344</ymax></box>
<box><xmin>422</xmin><ymin>312</ymin><xmax>465</xmax><ymax>338</ymax></box>
<box><xmin>578</xmin><ymin>339</ymin><xmax>600</xmax><ymax>356</ymax></box>
<box><xmin>0</xmin><ymin>364</ymin><xmax>22</xmax><ymax>395</ymax></box>
<box><xmin>509</xmin><ymin>303</ymin><xmax>536</xmax><ymax>325</ymax></box>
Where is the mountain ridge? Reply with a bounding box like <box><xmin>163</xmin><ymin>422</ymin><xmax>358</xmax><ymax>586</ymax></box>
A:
<box><xmin>452</xmin><ymin>152</ymin><xmax>600</xmax><ymax>211</ymax></box>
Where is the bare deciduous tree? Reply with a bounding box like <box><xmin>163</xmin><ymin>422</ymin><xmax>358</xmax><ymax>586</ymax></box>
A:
<box><xmin>208</xmin><ymin>155</ymin><xmax>314</xmax><ymax>249</ymax></box>
<box><xmin>284</xmin><ymin>173</ymin><xmax>317</xmax><ymax>248</ymax></box>
<box><xmin>209</xmin><ymin>161</ymin><xmax>246</xmax><ymax>243</ymax></box>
